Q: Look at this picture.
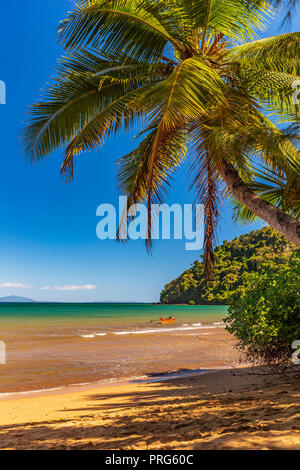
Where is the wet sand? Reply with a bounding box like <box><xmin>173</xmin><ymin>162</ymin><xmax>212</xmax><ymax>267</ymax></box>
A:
<box><xmin>1</xmin><ymin>326</ymin><xmax>237</xmax><ymax>394</ymax></box>
<box><xmin>0</xmin><ymin>368</ymin><xmax>300</xmax><ymax>450</ymax></box>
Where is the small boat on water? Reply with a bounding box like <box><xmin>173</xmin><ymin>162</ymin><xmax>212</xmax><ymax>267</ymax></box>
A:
<box><xmin>160</xmin><ymin>316</ymin><xmax>176</xmax><ymax>324</ymax></box>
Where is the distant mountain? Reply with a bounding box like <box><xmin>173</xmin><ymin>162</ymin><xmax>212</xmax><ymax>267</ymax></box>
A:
<box><xmin>160</xmin><ymin>227</ymin><xmax>297</xmax><ymax>305</ymax></box>
<box><xmin>0</xmin><ymin>295</ymin><xmax>37</xmax><ymax>303</ymax></box>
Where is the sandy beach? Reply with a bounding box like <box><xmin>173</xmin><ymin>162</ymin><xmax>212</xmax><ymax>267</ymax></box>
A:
<box><xmin>1</xmin><ymin>368</ymin><xmax>300</xmax><ymax>450</ymax></box>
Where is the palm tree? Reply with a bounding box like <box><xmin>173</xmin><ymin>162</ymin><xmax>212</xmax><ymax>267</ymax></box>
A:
<box><xmin>22</xmin><ymin>0</ymin><xmax>300</xmax><ymax>274</ymax></box>
<box><xmin>231</xmin><ymin>158</ymin><xmax>300</xmax><ymax>223</ymax></box>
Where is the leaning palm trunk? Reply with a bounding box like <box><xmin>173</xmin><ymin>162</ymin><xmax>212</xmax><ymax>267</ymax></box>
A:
<box><xmin>221</xmin><ymin>159</ymin><xmax>300</xmax><ymax>246</ymax></box>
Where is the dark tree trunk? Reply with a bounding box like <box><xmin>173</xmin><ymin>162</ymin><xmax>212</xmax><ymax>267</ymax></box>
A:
<box><xmin>221</xmin><ymin>159</ymin><xmax>300</xmax><ymax>247</ymax></box>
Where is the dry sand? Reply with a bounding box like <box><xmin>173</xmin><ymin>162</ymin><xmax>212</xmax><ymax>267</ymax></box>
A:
<box><xmin>0</xmin><ymin>368</ymin><xmax>300</xmax><ymax>450</ymax></box>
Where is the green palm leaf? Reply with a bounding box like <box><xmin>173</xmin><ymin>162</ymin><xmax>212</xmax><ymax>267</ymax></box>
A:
<box><xmin>117</xmin><ymin>122</ymin><xmax>187</xmax><ymax>248</ymax></box>
<box><xmin>231</xmin><ymin>31</ymin><xmax>300</xmax><ymax>74</ymax></box>
<box><xmin>22</xmin><ymin>49</ymin><xmax>163</xmax><ymax>171</ymax></box>
<box><xmin>23</xmin><ymin>0</ymin><xmax>300</xmax><ymax>270</ymax></box>
<box><xmin>231</xmin><ymin>162</ymin><xmax>300</xmax><ymax>223</ymax></box>
<box><xmin>181</xmin><ymin>0</ymin><xmax>269</xmax><ymax>43</ymax></box>
<box><xmin>236</xmin><ymin>69</ymin><xmax>300</xmax><ymax>120</ymax></box>
<box><xmin>58</xmin><ymin>0</ymin><xmax>185</xmax><ymax>61</ymax></box>
<box><xmin>133</xmin><ymin>57</ymin><xmax>227</xmax><ymax>121</ymax></box>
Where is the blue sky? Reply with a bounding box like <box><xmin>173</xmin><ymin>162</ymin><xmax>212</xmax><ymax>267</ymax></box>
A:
<box><xmin>0</xmin><ymin>1</ymin><xmax>298</xmax><ymax>302</ymax></box>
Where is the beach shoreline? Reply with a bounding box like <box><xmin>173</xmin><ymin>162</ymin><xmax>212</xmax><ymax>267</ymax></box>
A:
<box><xmin>0</xmin><ymin>303</ymin><xmax>236</xmax><ymax>395</ymax></box>
<box><xmin>1</xmin><ymin>302</ymin><xmax>299</xmax><ymax>450</ymax></box>
<box><xmin>0</xmin><ymin>366</ymin><xmax>230</xmax><ymax>402</ymax></box>
<box><xmin>1</xmin><ymin>367</ymin><xmax>300</xmax><ymax>450</ymax></box>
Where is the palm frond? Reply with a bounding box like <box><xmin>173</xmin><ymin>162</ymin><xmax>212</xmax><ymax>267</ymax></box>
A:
<box><xmin>230</xmin><ymin>31</ymin><xmax>300</xmax><ymax>74</ymax></box>
<box><xmin>189</xmin><ymin>143</ymin><xmax>221</xmax><ymax>277</ymax></box>
<box><xmin>58</xmin><ymin>0</ymin><xmax>185</xmax><ymax>61</ymax></box>
<box><xmin>269</xmin><ymin>0</ymin><xmax>300</xmax><ymax>25</ymax></box>
<box><xmin>117</xmin><ymin>122</ymin><xmax>188</xmax><ymax>249</ymax></box>
<box><xmin>181</xmin><ymin>0</ymin><xmax>269</xmax><ymax>43</ymax></box>
<box><xmin>231</xmin><ymin>161</ymin><xmax>300</xmax><ymax>223</ymax></box>
<box><xmin>133</xmin><ymin>56</ymin><xmax>227</xmax><ymax>121</ymax></box>
<box><xmin>236</xmin><ymin>68</ymin><xmax>300</xmax><ymax>120</ymax></box>
<box><xmin>22</xmin><ymin>49</ymin><xmax>162</xmax><ymax>173</ymax></box>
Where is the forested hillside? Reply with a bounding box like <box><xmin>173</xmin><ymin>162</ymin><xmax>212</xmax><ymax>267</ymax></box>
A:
<box><xmin>160</xmin><ymin>227</ymin><xmax>296</xmax><ymax>305</ymax></box>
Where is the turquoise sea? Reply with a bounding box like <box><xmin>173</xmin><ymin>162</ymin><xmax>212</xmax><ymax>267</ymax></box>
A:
<box><xmin>0</xmin><ymin>302</ymin><xmax>227</xmax><ymax>324</ymax></box>
<box><xmin>0</xmin><ymin>303</ymin><xmax>237</xmax><ymax>395</ymax></box>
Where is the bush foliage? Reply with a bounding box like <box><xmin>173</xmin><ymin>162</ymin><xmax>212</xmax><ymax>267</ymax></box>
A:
<box><xmin>225</xmin><ymin>251</ymin><xmax>300</xmax><ymax>367</ymax></box>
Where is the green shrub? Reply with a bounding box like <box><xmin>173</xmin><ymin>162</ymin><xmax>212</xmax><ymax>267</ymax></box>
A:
<box><xmin>188</xmin><ymin>300</ymin><xmax>196</xmax><ymax>305</ymax></box>
<box><xmin>225</xmin><ymin>251</ymin><xmax>300</xmax><ymax>368</ymax></box>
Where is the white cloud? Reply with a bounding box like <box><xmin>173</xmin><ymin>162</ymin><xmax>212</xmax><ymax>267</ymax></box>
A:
<box><xmin>40</xmin><ymin>284</ymin><xmax>97</xmax><ymax>291</ymax></box>
<box><xmin>0</xmin><ymin>282</ymin><xmax>32</xmax><ymax>289</ymax></box>
<box><xmin>54</xmin><ymin>285</ymin><xmax>97</xmax><ymax>291</ymax></box>
<box><xmin>0</xmin><ymin>283</ymin><xmax>97</xmax><ymax>291</ymax></box>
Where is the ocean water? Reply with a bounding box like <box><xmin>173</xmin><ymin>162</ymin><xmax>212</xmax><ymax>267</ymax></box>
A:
<box><xmin>0</xmin><ymin>303</ymin><xmax>238</xmax><ymax>395</ymax></box>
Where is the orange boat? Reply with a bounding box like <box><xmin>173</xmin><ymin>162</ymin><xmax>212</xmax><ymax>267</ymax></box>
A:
<box><xmin>160</xmin><ymin>316</ymin><xmax>176</xmax><ymax>324</ymax></box>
